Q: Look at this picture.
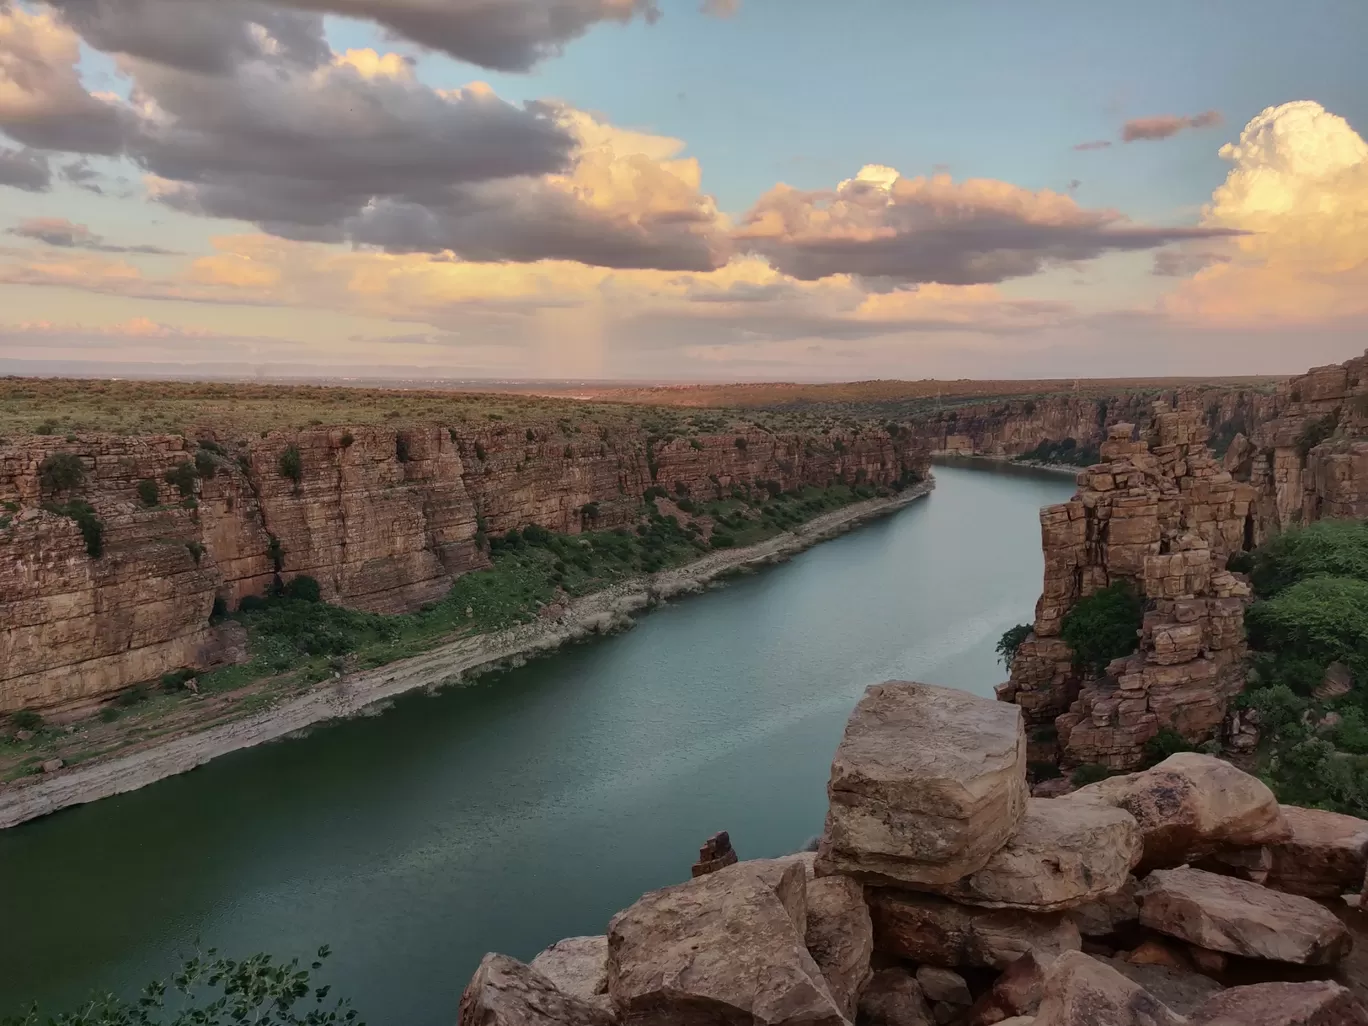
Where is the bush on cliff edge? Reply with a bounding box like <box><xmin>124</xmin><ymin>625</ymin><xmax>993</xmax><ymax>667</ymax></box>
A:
<box><xmin>1060</xmin><ymin>581</ymin><xmax>1143</xmax><ymax>674</ymax></box>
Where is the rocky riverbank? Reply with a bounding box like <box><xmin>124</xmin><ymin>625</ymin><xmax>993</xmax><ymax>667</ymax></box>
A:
<box><xmin>0</xmin><ymin>480</ymin><xmax>933</xmax><ymax>830</ymax></box>
<box><xmin>458</xmin><ymin>681</ymin><xmax>1368</xmax><ymax>1026</ymax></box>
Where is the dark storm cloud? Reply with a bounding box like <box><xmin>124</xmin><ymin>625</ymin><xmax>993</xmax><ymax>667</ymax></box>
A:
<box><xmin>0</xmin><ymin>146</ymin><xmax>50</xmax><ymax>190</ymax></box>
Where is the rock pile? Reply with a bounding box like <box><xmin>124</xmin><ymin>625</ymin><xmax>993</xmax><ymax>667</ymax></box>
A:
<box><xmin>457</xmin><ymin>682</ymin><xmax>1368</xmax><ymax>1026</ymax></box>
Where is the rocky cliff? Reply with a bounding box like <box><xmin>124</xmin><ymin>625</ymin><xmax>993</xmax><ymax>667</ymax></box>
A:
<box><xmin>999</xmin><ymin>348</ymin><xmax>1368</xmax><ymax>772</ymax></box>
<box><xmin>0</xmin><ymin>422</ymin><xmax>928</xmax><ymax>714</ymax></box>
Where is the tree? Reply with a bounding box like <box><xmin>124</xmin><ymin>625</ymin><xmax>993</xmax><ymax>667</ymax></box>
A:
<box><xmin>1061</xmin><ymin>581</ymin><xmax>1143</xmax><ymax>674</ymax></box>
<box><xmin>2</xmin><ymin>947</ymin><xmax>361</xmax><ymax>1026</ymax></box>
<box><xmin>39</xmin><ymin>452</ymin><xmax>85</xmax><ymax>494</ymax></box>
<box><xmin>996</xmin><ymin>624</ymin><xmax>1032</xmax><ymax>667</ymax></box>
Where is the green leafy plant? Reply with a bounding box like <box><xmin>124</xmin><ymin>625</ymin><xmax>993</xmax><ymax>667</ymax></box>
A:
<box><xmin>136</xmin><ymin>478</ymin><xmax>160</xmax><ymax>507</ymax></box>
<box><xmin>1245</xmin><ymin>518</ymin><xmax>1368</xmax><ymax>597</ymax></box>
<box><xmin>1</xmin><ymin>946</ymin><xmax>361</xmax><ymax>1026</ymax></box>
<box><xmin>283</xmin><ymin>575</ymin><xmax>322</xmax><ymax>602</ymax></box>
<box><xmin>996</xmin><ymin>623</ymin><xmax>1033</xmax><ymax>666</ymax></box>
<box><xmin>10</xmin><ymin>710</ymin><xmax>43</xmax><ymax>732</ymax></box>
<box><xmin>1071</xmin><ymin>763</ymin><xmax>1112</xmax><ymax>787</ymax></box>
<box><xmin>1061</xmin><ymin>581</ymin><xmax>1143</xmax><ymax>674</ymax></box>
<box><xmin>38</xmin><ymin>452</ymin><xmax>85</xmax><ymax>493</ymax></box>
<box><xmin>44</xmin><ymin>500</ymin><xmax>104</xmax><ymax>557</ymax></box>
<box><xmin>1141</xmin><ymin>727</ymin><xmax>1198</xmax><ymax>768</ymax></box>
<box><xmin>164</xmin><ymin>461</ymin><xmax>198</xmax><ymax>498</ymax></box>
<box><xmin>278</xmin><ymin>446</ymin><xmax>303</xmax><ymax>484</ymax></box>
<box><xmin>194</xmin><ymin>447</ymin><xmax>218</xmax><ymax>480</ymax></box>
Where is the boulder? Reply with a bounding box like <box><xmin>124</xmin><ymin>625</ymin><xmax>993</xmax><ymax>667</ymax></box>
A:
<box><xmin>858</xmin><ymin>968</ymin><xmax>934</xmax><ymax>1026</ymax></box>
<box><xmin>915</xmin><ymin>967</ymin><xmax>971</xmax><ymax>1006</ymax></box>
<box><xmin>869</xmin><ymin>888</ymin><xmax>1080</xmax><ymax>970</ymax></box>
<box><xmin>964</xmin><ymin>951</ymin><xmax>1051</xmax><ymax>1026</ymax></box>
<box><xmin>1033</xmin><ymin>951</ymin><xmax>1186</xmax><ymax>1026</ymax></box>
<box><xmin>528</xmin><ymin>936</ymin><xmax>609</xmax><ymax>1007</ymax></box>
<box><xmin>1193</xmin><ymin>845</ymin><xmax>1273</xmax><ymax>884</ymax></box>
<box><xmin>692</xmin><ymin>831</ymin><xmax>739</xmax><ymax>877</ymax></box>
<box><xmin>1267</xmin><ymin>805</ymin><xmax>1368</xmax><ymax>898</ymax></box>
<box><xmin>1103</xmin><ymin>957</ymin><xmax>1221</xmax><ymax>1016</ymax></box>
<box><xmin>1136</xmin><ymin>866</ymin><xmax>1352</xmax><ymax>965</ymax></box>
<box><xmin>935</xmin><ymin>798</ymin><xmax>1141</xmax><ymax>911</ymax></box>
<box><xmin>1189</xmin><ymin>980</ymin><xmax>1368</xmax><ymax>1025</ymax></box>
<box><xmin>1071</xmin><ymin>752</ymin><xmax>1289</xmax><ymax>868</ymax></box>
<box><xmin>1124</xmin><ymin>939</ymin><xmax>1189</xmax><ymax>971</ymax></box>
<box><xmin>816</xmin><ymin>682</ymin><xmax>1027</xmax><ymax>888</ymax></box>
<box><xmin>1067</xmin><ymin>876</ymin><xmax>1139</xmax><ymax>938</ymax></box>
<box><xmin>457</xmin><ymin>954</ymin><xmax>616</xmax><ymax>1026</ymax></box>
<box><xmin>806</xmin><ymin>871</ymin><xmax>874</xmax><ymax>1019</ymax></box>
<box><xmin>607</xmin><ymin>858</ymin><xmax>845</xmax><ymax>1026</ymax></box>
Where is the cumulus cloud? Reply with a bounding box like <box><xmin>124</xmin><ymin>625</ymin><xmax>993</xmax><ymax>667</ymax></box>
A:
<box><xmin>9</xmin><ymin>215</ymin><xmax>179</xmax><ymax>253</ymax></box>
<box><xmin>47</xmin><ymin>0</ymin><xmax>657</xmax><ymax>73</ymax></box>
<box><xmin>1151</xmin><ymin>246</ymin><xmax>1229</xmax><ymax>277</ymax></box>
<box><xmin>735</xmin><ymin>164</ymin><xmax>1241</xmax><ymax>286</ymax></box>
<box><xmin>0</xmin><ymin>5</ymin><xmax>133</xmax><ymax>152</ymax></box>
<box><xmin>0</xmin><ymin>144</ymin><xmax>49</xmax><ymax>190</ymax></box>
<box><xmin>1122</xmin><ymin>110</ymin><xmax>1222</xmax><ymax>142</ymax></box>
<box><xmin>1164</xmin><ymin>100</ymin><xmax>1368</xmax><ymax>324</ymax></box>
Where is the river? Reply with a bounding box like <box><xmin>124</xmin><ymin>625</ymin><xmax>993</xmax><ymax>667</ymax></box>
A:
<box><xmin>0</xmin><ymin>461</ymin><xmax>1075</xmax><ymax>1023</ymax></box>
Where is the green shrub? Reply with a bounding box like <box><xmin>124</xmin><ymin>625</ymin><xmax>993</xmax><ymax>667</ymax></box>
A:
<box><xmin>38</xmin><ymin>452</ymin><xmax>84</xmax><ymax>493</ymax></box>
<box><xmin>1071</xmin><ymin>763</ymin><xmax>1112</xmax><ymax>787</ymax></box>
<box><xmin>194</xmin><ymin>447</ymin><xmax>218</xmax><ymax>479</ymax></box>
<box><xmin>340</xmin><ymin>431</ymin><xmax>355</xmax><ymax>448</ymax></box>
<box><xmin>283</xmin><ymin>575</ymin><xmax>322</xmax><ymax>602</ymax></box>
<box><xmin>278</xmin><ymin>445</ymin><xmax>303</xmax><ymax>484</ymax></box>
<box><xmin>1246</xmin><ymin>576</ymin><xmax>1368</xmax><ymax>673</ymax></box>
<box><xmin>161</xmin><ymin>667</ymin><xmax>196</xmax><ymax>690</ymax></box>
<box><xmin>1142</xmin><ymin>727</ymin><xmax>1198</xmax><ymax>768</ymax></box>
<box><xmin>164</xmin><ymin>460</ymin><xmax>198</xmax><ymax>497</ymax></box>
<box><xmin>44</xmin><ymin>500</ymin><xmax>103</xmax><ymax>557</ymax></box>
<box><xmin>115</xmin><ymin>685</ymin><xmax>149</xmax><ymax>708</ymax></box>
<box><xmin>709</xmin><ymin>532</ymin><xmax>735</xmax><ymax>549</ymax></box>
<box><xmin>1246</xmin><ymin>519</ymin><xmax>1368</xmax><ymax>597</ymax></box>
<box><xmin>474</xmin><ymin>441</ymin><xmax>487</xmax><ymax>460</ymax></box>
<box><xmin>136</xmin><ymin>478</ymin><xmax>159</xmax><ymax>506</ymax></box>
<box><xmin>1295</xmin><ymin>411</ymin><xmax>1339</xmax><ymax>464</ymax></box>
<box><xmin>996</xmin><ymin>623</ymin><xmax>1033</xmax><ymax>666</ymax></box>
<box><xmin>1028</xmin><ymin>760</ymin><xmax>1062</xmax><ymax>781</ymax></box>
<box><xmin>10</xmin><ymin>709</ymin><xmax>43</xmax><ymax>732</ymax></box>
<box><xmin>734</xmin><ymin>436</ymin><xmax>748</xmax><ymax>450</ymax></box>
<box><xmin>267</xmin><ymin>533</ymin><xmax>284</xmax><ymax>571</ymax></box>
<box><xmin>395</xmin><ymin>435</ymin><xmax>411</xmax><ymax>463</ymax></box>
<box><xmin>1061</xmin><ymin>581</ymin><xmax>1143</xmax><ymax>674</ymax></box>
<box><xmin>185</xmin><ymin>540</ymin><xmax>205</xmax><ymax>565</ymax></box>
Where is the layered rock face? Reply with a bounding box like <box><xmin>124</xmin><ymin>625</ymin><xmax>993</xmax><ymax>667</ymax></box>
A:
<box><xmin>458</xmin><ymin>682</ymin><xmax>1368</xmax><ymax>1026</ymax></box>
<box><xmin>999</xmin><ymin>408</ymin><xmax>1258</xmax><ymax>770</ymax></box>
<box><xmin>0</xmin><ymin>423</ymin><xmax>929</xmax><ymax>713</ymax></box>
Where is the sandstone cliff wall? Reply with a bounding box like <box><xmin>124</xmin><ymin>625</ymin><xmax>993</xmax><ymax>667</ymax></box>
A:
<box><xmin>0</xmin><ymin>422</ymin><xmax>928</xmax><ymax>713</ymax></box>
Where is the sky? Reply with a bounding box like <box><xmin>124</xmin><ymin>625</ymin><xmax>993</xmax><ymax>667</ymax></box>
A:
<box><xmin>0</xmin><ymin>0</ymin><xmax>1365</xmax><ymax>382</ymax></box>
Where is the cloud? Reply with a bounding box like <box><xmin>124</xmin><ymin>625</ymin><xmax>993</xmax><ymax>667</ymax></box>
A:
<box><xmin>735</xmin><ymin>164</ymin><xmax>1242</xmax><ymax>286</ymax></box>
<box><xmin>0</xmin><ymin>5</ymin><xmax>133</xmax><ymax>153</ymax></box>
<box><xmin>1072</xmin><ymin>140</ymin><xmax>1112</xmax><ymax>151</ymax></box>
<box><xmin>1164</xmin><ymin>100</ymin><xmax>1368</xmax><ymax>324</ymax></box>
<box><xmin>47</xmin><ymin>0</ymin><xmax>658</xmax><ymax>74</ymax></box>
<box><xmin>702</xmin><ymin>0</ymin><xmax>740</xmax><ymax>16</ymax></box>
<box><xmin>1122</xmin><ymin>109</ymin><xmax>1222</xmax><ymax>142</ymax></box>
<box><xmin>9</xmin><ymin>215</ymin><xmax>179</xmax><ymax>253</ymax></box>
<box><xmin>0</xmin><ymin>144</ymin><xmax>49</xmax><ymax>190</ymax></box>
<box><xmin>1150</xmin><ymin>246</ymin><xmax>1229</xmax><ymax>277</ymax></box>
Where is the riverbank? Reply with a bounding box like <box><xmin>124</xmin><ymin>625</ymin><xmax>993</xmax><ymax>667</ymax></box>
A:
<box><xmin>932</xmin><ymin>451</ymin><xmax>1083</xmax><ymax>477</ymax></box>
<box><xmin>0</xmin><ymin>479</ymin><xmax>933</xmax><ymax>830</ymax></box>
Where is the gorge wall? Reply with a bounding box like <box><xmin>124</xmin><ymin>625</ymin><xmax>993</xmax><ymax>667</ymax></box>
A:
<box><xmin>0</xmin><ymin>422</ymin><xmax>929</xmax><ymax>714</ymax></box>
<box><xmin>1000</xmin><ymin>348</ymin><xmax>1368</xmax><ymax>771</ymax></box>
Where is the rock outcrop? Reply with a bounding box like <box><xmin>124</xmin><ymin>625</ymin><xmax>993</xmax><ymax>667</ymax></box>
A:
<box><xmin>0</xmin><ymin>422</ymin><xmax>929</xmax><ymax>713</ymax></box>
<box><xmin>815</xmin><ymin>681</ymin><xmax>1027</xmax><ymax>888</ymax></box>
<box><xmin>1032</xmin><ymin>950</ymin><xmax>1187</xmax><ymax>1026</ymax></box>
<box><xmin>1267</xmin><ymin>805</ymin><xmax>1368</xmax><ymax>898</ymax></box>
<box><xmin>1189</xmin><ymin>981</ymin><xmax>1368</xmax><ymax>1026</ymax></box>
<box><xmin>999</xmin><ymin>409</ymin><xmax>1258</xmax><ymax>770</ymax></box>
<box><xmin>1136</xmin><ymin>866</ymin><xmax>1352</xmax><ymax>965</ymax></box>
<box><xmin>528</xmin><ymin>937</ymin><xmax>610</xmax><ymax>1008</ymax></box>
<box><xmin>457</xmin><ymin>954</ymin><xmax>616</xmax><ymax>1026</ymax></box>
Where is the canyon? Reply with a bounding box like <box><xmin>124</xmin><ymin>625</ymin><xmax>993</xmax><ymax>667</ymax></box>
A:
<box><xmin>0</xmin><ymin>420</ymin><xmax>929</xmax><ymax>714</ymax></box>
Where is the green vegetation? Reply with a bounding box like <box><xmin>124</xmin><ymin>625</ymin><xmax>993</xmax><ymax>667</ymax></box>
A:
<box><xmin>136</xmin><ymin>478</ymin><xmax>160</xmax><ymax>506</ymax></box>
<box><xmin>43</xmin><ymin>499</ymin><xmax>104</xmax><ymax>557</ymax></box>
<box><xmin>38</xmin><ymin>452</ymin><xmax>85</xmax><ymax>493</ymax></box>
<box><xmin>1238</xmin><ymin>517</ymin><xmax>1368</xmax><ymax>816</ymax></box>
<box><xmin>1060</xmin><ymin>582</ymin><xmax>1143</xmax><ymax>674</ymax></box>
<box><xmin>1071</xmin><ymin>763</ymin><xmax>1111</xmax><ymax>787</ymax></box>
<box><xmin>278</xmin><ymin>445</ymin><xmax>303</xmax><ymax>485</ymax></box>
<box><xmin>1</xmin><ymin>946</ymin><xmax>360</xmax><ymax>1026</ymax></box>
<box><xmin>1295</xmin><ymin>411</ymin><xmax>1340</xmax><ymax>464</ymax></box>
<box><xmin>10</xmin><ymin>710</ymin><xmax>42</xmax><ymax>732</ymax></box>
<box><xmin>1141</xmin><ymin>727</ymin><xmax>1198</xmax><ymax>768</ymax></box>
<box><xmin>164</xmin><ymin>461</ymin><xmax>198</xmax><ymax>498</ymax></box>
<box><xmin>1014</xmin><ymin>437</ymin><xmax>1100</xmax><ymax>467</ymax></box>
<box><xmin>996</xmin><ymin>623</ymin><xmax>1032</xmax><ymax>667</ymax></box>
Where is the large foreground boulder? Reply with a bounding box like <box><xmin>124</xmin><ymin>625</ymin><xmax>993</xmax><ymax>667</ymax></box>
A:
<box><xmin>457</xmin><ymin>954</ymin><xmax>616</xmax><ymax>1026</ymax></box>
<box><xmin>607</xmin><ymin>858</ymin><xmax>845</xmax><ymax>1026</ymax></box>
<box><xmin>805</xmin><ymin>869</ymin><xmax>874</xmax><ymax>1019</ymax></box>
<box><xmin>859</xmin><ymin>968</ymin><xmax>934</xmax><ymax>1026</ymax></box>
<box><xmin>1267</xmin><ymin>805</ymin><xmax>1368</xmax><ymax>898</ymax></box>
<box><xmin>1071</xmin><ymin>752</ymin><xmax>1289</xmax><ymax>868</ymax></box>
<box><xmin>868</xmin><ymin>888</ymin><xmax>1080</xmax><ymax>970</ymax></box>
<box><xmin>528</xmin><ymin>937</ymin><xmax>609</xmax><ymax>1008</ymax></box>
<box><xmin>936</xmin><ymin>798</ymin><xmax>1142</xmax><ymax>911</ymax></box>
<box><xmin>1189</xmin><ymin>980</ymin><xmax>1368</xmax><ymax>1025</ymax></box>
<box><xmin>816</xmin><ymin>681</ymin><xmax>1028</xmax><ymax>888</ymax></box>
<box><xmin>1136</xmin><ymin>866</ymin><xmax>1353</xmax><ymax>966</ymax></box>
<box><xmin>1032</xmin><ymin>951</ymin><xmax>1186</xmax><ymax>1026</ymax></box>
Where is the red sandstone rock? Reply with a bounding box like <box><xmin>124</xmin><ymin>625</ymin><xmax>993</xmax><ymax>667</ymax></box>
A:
<box><xmin>1189</xmin><ymin>980</ymin><xmax>1368</xmax><ymax>1026</ymax></box>
<box><xmin>1267</xmin><ymin>805</ymin><xmax>1368</xmax><ymax>898</ymax></box>
<box><xmin>457</xmin><ymin>954</ymin><xmax>615</xmax><ymax>1026</ymax></box>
